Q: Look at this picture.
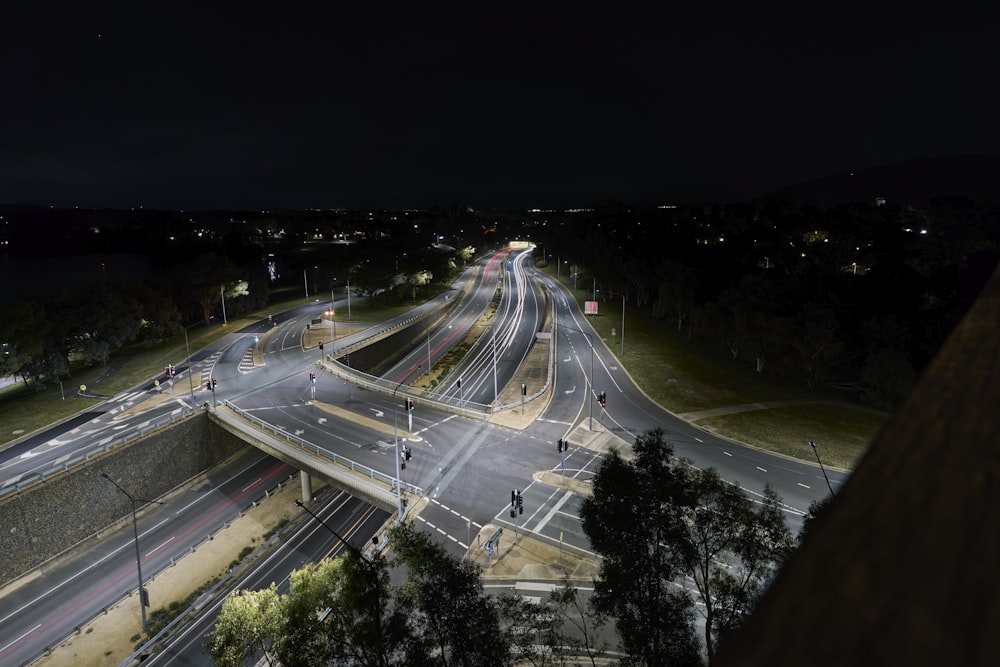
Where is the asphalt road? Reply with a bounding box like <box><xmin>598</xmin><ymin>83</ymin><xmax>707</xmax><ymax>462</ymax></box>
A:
<box><xmin>0</xmin><ymin>247</ymin><xmax>849</xmax><ymax>664</ymax></box>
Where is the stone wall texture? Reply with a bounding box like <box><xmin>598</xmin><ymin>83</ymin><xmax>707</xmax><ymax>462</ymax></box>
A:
<box><xmin>0</xmin><ymin>412</ymin><xmax>248</xmax><ymax>584</ymax></box>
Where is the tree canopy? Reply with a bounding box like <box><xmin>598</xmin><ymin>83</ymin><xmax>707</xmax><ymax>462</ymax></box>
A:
<box><xmin>580</xmin><ymin>428</ymin><xmax>794</xmax><ymax>662</ymax></box>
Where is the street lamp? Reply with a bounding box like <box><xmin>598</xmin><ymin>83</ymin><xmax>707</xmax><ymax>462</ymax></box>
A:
<box><xmin>391</xmin><ymin>378</ymin><xmax>409</xmax><ymax>521</ymax></box>
<box><xmin>559</xmin><ymin>323</ymin><xmax>595</xmax><ymax>430</ymax></box>
<box><xmin>182</xmin><ymin>317</ymin><xmax>212</xmax><ymax>403</ymax></box>
<box><xmin>100</xmin><ymin>473</ymin><xmax>164</xmax><ymax>635</ymax></box>
<box><xmin>809</xmin><ymin>441</ymin><xmax>836</xmax><ymax>496</ymax></box>
<box><xmin>293</xmin><ymin>499</ymin><xmax>386</xmax><ymax>653</ymax></box>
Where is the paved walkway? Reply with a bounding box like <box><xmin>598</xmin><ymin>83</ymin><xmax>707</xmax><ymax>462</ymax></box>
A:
<box><xmin>676</xmin><ymin>399</ymin><xmax>823</xmax><ymax>421</ymax></box>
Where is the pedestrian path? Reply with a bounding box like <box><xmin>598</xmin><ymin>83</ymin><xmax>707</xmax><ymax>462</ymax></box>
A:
<box><xmin>676</xmin><ymin>399</ymin><xmax>831</xmax><ymax>421</ymax></box>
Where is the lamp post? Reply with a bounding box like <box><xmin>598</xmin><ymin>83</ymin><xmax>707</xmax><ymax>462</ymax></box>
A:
<box><xmin>391</xmin><ymin>378</ymin><xmax>409</xmax><ymax>521</ymax></box>
<box><xmin>182</xmin><ymin>317</ymin><xmax>211</xmax><ymax>403</ymax></box>
<box><xmin>100</xmin><ymin>473</ymin><xmax>164</xmax><ymax>635</ymax></box>
<box><xmin>559</xmin><ymin>323</ymin><xmax>595</xmax><ymax>430</ymax></box>
<box><xmin>809</xmin><ymin>441</ymin><xmax>836</xmax><ymax>496</ymax></box>
<box><xmin>329</xmin><ymin>289</ymin><xmax>338</xmax><ymax>354</ymax></box>
<box><xmin>293</xmin><ymin>499</ymin><xmax>386</xmax><ymax>655</ymax></box>
<box><xmin>219</xmin><ymin>285</ymin><xmax>228</xmax><ymax>325</ymax></box>
<box><xmin>621</xmin><ymin>293</ymin><xmax>625</xmax><ymax>356</ymax></box>
<box><xmin>492</xmin><ymin>324</ymin><xmax>499</xmax><ymax>405</ymax></box>
<box><xmin>294</xmin><ymin>499</ymin><xmax>368</xmax><ymax>558</ymax></box>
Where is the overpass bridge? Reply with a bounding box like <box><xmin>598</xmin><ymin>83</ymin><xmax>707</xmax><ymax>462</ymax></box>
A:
<box><xmin>210</xmin><ymin>401</ymin><xmax>422</xmax><ymax>516</ymax></box>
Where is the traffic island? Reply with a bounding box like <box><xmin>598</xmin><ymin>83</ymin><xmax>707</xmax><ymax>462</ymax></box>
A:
<box><xmin>469</xmin><ymin>523</ymin><xmax>598</xmax><ymax>584</ymax></box>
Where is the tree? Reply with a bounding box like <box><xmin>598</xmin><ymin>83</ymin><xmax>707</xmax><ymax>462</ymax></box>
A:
<box><xmin>390</xmin><ymin>522</ymin><xmax>510</xmax><ymax>666</ymax></box>
<box><xmin>0</xmin><ymin>300</ymin><xmax>50</xmax><ymax>383</ymax></box>
<box><xmin>208</xmin><ymin>585</ymin><xmax>282</xmax><ymax>667</ymax></box>
<box><xmin>186</xmin><ymin>253</ymin><xmax>243</xmax><ymax>323</ymax></box>
<box><xmin>677</xmin><ymin>473</ymin><xmax>793</xmax><ymax>658</ymax></box>
<box><xmin>581</xmin><ymin>428</ymin><xmax>793</xmax><ymax>663</ymax></box>
<box><xmin>209</xmin><ymin>522</ymin><xmax>512</xmax><ymax>667</ymax></box>
<box><xmin>276</xmin><ymin>552</ymin><xmax>407</xmax><ymax>667</ymax></box>
<box><xmin>580</xmin><ymin>430</ymin><xmax>701</xmax><ymax>666</ymax></box>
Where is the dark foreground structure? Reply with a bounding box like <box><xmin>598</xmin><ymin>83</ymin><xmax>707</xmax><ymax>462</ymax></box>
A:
<box><xmin>714</xmin><ymin>264</ymin><xmax>1000</xmax><ymax>666</ymax></box>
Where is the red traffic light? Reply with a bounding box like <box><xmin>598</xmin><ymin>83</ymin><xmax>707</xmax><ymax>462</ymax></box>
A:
<box><xmin>319</xmin><ymin>341</ymin><xmax>324</xmax><ymax>350</ymax></box>
<box><xmin>211</xmin><ymin>378</ymin><xmax>217</xmax><ymax>387</ymax></box>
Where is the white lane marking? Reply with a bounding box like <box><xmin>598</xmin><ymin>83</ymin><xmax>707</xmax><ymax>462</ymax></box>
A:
<box><xmin>1</xmin><ymin>624</ymin><xmax>41</xmax><ymax>653</ymax></box>
<box><xmin>724</xmin><ymin>451</ymin><xmax>732</xmax><ymax>457</ymax></box>
<box><xmin>146</xmin><ymin>536</ymin><xmax>176</xmax><ymax>558</ymax></box>
<box><xmin>798</xmin><ymin>482</ymin><xmax>811</xmax><ymax>489</ymax></box>
<box><xmin>756</xmin><ymin>466</ymin><xmax>767</xmax><ymax>473</ymax></box>
<box><xmin>532</xmin><ymin>491</ymin><xmax>573</xmax><ymax>534</ymax></box>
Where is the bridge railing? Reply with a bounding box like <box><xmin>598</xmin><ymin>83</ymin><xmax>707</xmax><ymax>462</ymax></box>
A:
<box><xmin>221</xmin><ymin>401</ymin><xmax>423</xmax><ymax>497</ymax></box>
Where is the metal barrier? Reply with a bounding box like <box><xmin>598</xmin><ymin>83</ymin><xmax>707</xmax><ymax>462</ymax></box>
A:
<box><xmin>220</xmin><ymin>401</ymin><xmax>423</xmax><ymax>497</ymax></box>
<box><xmin>0</xmin><ymin>404</ymin><xmax>197</xmax><ymax>502</ymax></box>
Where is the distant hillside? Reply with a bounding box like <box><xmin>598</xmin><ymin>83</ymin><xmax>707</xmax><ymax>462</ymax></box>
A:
<box><xmin>763</xmin><ymin>155</ymin><xmax>1000</xmax><ymax>207</ymax></box>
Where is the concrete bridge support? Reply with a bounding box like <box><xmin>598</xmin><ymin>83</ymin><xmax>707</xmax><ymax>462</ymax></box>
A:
<box><xmin>300</xmin><ymin>470</ymin><xmax>313</xmax><ymax>503</ymax></box>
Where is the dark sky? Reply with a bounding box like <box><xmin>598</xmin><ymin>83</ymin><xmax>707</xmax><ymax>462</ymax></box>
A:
<box><xmin>1</xmin><ymin>2</ymin><xmax>997</xmax><ymax>210</ymax></box>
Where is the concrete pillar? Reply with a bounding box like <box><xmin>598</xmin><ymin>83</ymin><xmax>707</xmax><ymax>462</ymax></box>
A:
<box><xmin>300</xmin><ymin>471</ymin><xmax>313</xmax><ymax>504</ymax></box>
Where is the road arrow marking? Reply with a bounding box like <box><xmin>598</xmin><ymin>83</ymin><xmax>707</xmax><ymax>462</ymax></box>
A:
<box><xmin>318</xmin><ymin>418</ymin><xmax>327</xmax><ymax>424</ymax></box>
<box><xmin>370</xmin><ymin>409</ymin><xmax>384</xmax><ymax>417</ymax></box>
<box><xmin>295</xmin><ymin>429</ymin><xmax>305</xmax><ymax>436</ymax></box>
<box><xmin>564</xmin><ymin>386</ymin><xmax>576</xmax><ymax>395</ymax></box>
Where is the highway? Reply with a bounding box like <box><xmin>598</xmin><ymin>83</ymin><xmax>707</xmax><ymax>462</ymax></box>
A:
<box><xmin>0</xmin><ymin>247</ymin><xmax>848</xmax><ymax>664</ymax></box>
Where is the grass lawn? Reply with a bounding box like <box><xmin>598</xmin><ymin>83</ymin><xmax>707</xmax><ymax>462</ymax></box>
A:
<box><xmin>541</xmin><ymin>264</ymin><xmax>889</xmax><ymax>471</ymax></box>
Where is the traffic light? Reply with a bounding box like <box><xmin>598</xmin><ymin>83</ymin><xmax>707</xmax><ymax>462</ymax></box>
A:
<box><xmin>211</xmin><ymin>378</ymin><xmax>217</xmax><ymax>388</ymax></box>
<box><xmin>405</xmin><ymin>447</ymin><xmax>412</xmax><ymax>461</ymax></box>
<box><xmin>517</xmin><ymin>492</ymin><xmax>523</xmax><ymax>515</ymax></box>
<box><xmin>309</xmin><ymin>372</ymin><xmax>317</xmax><ymax>383</ymax></box>
<box><xmin>510</xmin><ymin>489</ymin><xmax>517</xmax><ymax>518</ymax></box>
<box><xmin>318</xmin><ymin>341</ymin><xmax>323</xmax><ymax>350</ymax></box>
<box><xmin>599</xmin><ymin>391</ymin><xmax>607</xmax><ymax>408</ymax></box>
<box><xmin>164</xmin><ymin>366</ymin><xmax>170</xmax><ymax>377</ymax></box>
<box><xmin>408</xmin><ymin>399</ymin><xmax>414</xmax><ymax>411</ymax></box>
<box><xmin>558</xmin><ymin>438</ymin><xmax>568</xmax><ymax>453</ymax></box>
<box><xmin>205</xmin><ymin>381</ymin><xmax>211</xmax><ymax>390</ymax></box>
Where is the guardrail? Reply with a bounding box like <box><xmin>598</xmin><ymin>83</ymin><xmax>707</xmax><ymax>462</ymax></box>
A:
<box><xmin>23</xmin><ymin>470</ymin><xmax>300</xmax><ymax>667</ymax></box>
<box><xmin>220</xmin><ymin>401</ymin><xmax>423</xmax><ymax>497</ymax></box>
<box><xmin>317</xmin><ymin>358</ymin><xmax>495</xmax><ymax>419</ymax></box>
<box><xmin>0</xmin><ymin>404</ymin><xmax>199</xmax><ymax>502</ymax></box>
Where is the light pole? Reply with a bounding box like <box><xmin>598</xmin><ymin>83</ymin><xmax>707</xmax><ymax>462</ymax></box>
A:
<box><xmin>219</xmin><ymin>285</ymin><xmax>228</xmax><ymax>325</ymax></box>
<box><xmin>809</xmin><ymin>441</ymin><xmax>836</xmax><ymax>496</ymax></box>
<box><xmin>492</xmin><ymin>324</ymin><xmax>499</xmax><ymax>405</ymax></box>
<box><xmin>100</xmin><ymin>473</ymin><xmax>164</xmax><ymax>635</ymax></box>
<box><xmin>182</xmin><ymin>317</ymin><xmax>211</xmax><ymax>403</ymax></box>
<box><xmin>294</xmin><ymin>499</ymin><xmax>387</xmax><ymax>656</ymax></box>
<box><xmin>391</xmin><ymin>378</ymin><xmax>410</xmax><ymax>521</ymax></box>
<box><xmin>329</xmin><ymin>289</ymin><xmax>338</xmax><ymax>354</ymax></box>
<box><xmin>559</xmin><ymin>323</ymin><xmax>595</xmax><ymax>430</ymax></box>
<box><xmin>621</xmin><ymin>293</ymin><xmax>625</xmax><ymax>356</ymax></box>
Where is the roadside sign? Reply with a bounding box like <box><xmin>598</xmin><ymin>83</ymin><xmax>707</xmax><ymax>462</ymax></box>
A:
<box><xmin>483</xmin><ymin>527</ymin><xmax>503</xmax><ymax>551</ymax></box>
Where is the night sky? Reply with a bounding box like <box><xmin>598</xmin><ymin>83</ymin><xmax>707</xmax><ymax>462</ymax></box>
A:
<box><xmin>2</xmin><ymin>3</ymin><xmax>997</xmax><ymax>211</ymax></box>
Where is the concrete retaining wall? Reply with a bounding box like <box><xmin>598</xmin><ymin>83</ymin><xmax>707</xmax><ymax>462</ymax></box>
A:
<box><xmin>0</xmin><ymin>413</ymin><xmax>248</xmax><ymax>585</ymax></box>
